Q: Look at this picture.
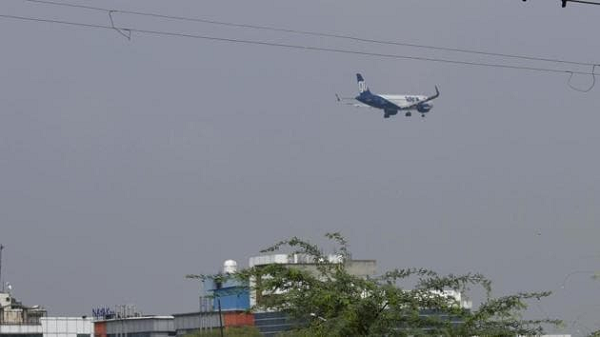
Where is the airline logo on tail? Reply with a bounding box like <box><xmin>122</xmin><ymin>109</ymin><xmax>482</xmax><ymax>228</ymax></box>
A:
<box><xmin>357</xmin><ymin>74</ymin><xmax>370</xmax><ymax>94</ymax></box>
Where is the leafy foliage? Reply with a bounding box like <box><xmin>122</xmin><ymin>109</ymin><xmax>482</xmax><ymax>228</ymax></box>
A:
<box><xmin>204</xmin><ymin>233</ymin><xmax>561</xmax><ymax>336</ymax></box>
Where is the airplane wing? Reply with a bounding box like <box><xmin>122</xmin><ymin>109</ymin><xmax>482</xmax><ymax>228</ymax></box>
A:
<box><xmin>335</xmin><ymin>94</ymin><xmax>372</xmax><ymax>108</ymax></box>
<box><xmin>402</xmin><ymin>86</ymin><xmax>440</xmax><ymax>110</ymax></box>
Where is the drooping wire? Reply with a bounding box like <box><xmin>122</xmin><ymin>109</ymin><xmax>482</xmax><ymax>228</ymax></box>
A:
<box><xmin>560</xmin><ymin>270</ymin><xmax>597</xmax><ymax>290</ymax></box>
<box><xmin>0</xmin><ymin>13</ymin><xmax>596</xmax><ymax>77</ymax></box>
<box><xmin>1</xmin><ymin>12</ymin><xmax>599</xmax><ymax>94</ymax></box>
<box><xmin>22</xmin><ymin>0</ymin><xmax>598</xmax><ymax>68</ymax></box>
<box><xmin>567</xmin><ymin>64</ymin><xmax>598</xmax><ymax>92</ymax></box>
<box><xmin>108</xmin><ymin>10</ymin><xmax>131</xmax><ymax>40</ymax></box>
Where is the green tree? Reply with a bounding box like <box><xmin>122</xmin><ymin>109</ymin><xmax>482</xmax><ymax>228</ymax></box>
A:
<box><xmin>202</xmin><ymin>233</ymin><xmax>561</xmax><ymax>336</ymax></box>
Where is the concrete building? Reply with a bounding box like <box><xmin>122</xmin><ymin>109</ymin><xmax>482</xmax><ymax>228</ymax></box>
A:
<box><xmin>172</xmin><ymin>311</ymin><xmax>256</xmax><ymax>337</ymax></box>
<box><xmin>177</xmin><ymin>255</ymin><xmax>378</xmax><ymax>336</ymax></box>
<box><xmin>172</xmin><ymin>312</ymin><xmax>220</xmax><ymax>337</ymax></box>
<box><xmin>252</xmin><ymin>312</ymin><xmax>295</xmax><ymax>337</ymax></box>
<box><xmin>41</xmin><ymin>317</ymin><xmax>93</xmax><ymax>337</ymax></box>
<box><xmin>94</xmin><ymin>316</ymin><xmax>175</xmax><ymax>337</ymax></box>
<box><xmin>199</xmin><ymin>260</ymin><xmax>250</xmax><ymax>313</ymax></box>
<box><xmin>248</xmin><ymin>253</ymin><xmax>377</xmax><ymax>308</ymax></box>
<box><xmin>1</xmin><ymin>292</ymin><xmax>46</xmax><ymax>326</ymax></box>
<box><xmin>1</xmin><ymin>291</ymin><xmax>45</xmax><ymax>337</ymax></box>
<box><xmin>173</xmin><ymin>261</ymin><xmax>256</xmax><ymax>335</ymax></box>
<box><xmin>249</xmin><ymin>253</ymin><xmax>377</xmax><ymax>277</ymax></box>
<box><xmin>1</xmin><ymin>292</ymin><xmax>92</xmax><ymax>337</ymax></box>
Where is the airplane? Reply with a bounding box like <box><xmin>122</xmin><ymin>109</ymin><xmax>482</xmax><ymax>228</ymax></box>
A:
<box><xmin>336</xmin><ymin>73</ymin><xmax>439</xmax><ymax>119</ymax></box>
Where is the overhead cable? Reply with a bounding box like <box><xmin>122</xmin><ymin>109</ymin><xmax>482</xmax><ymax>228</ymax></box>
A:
<box><xmin>566</xmin><ymin>0</ymin><xmax>600</xmax><ymax>6</ymax></box>
<box><xmin>524</xmin><ymin>0</ymin><xmax>600</xmax><ymax>7</ymax></box>
<box><xmin>23</xmin><ymin>0</ymin><xmax>597</xmax><ymax>67</ymax></box>
<box><xmin>2</xmin><ymin>13</ymin><xmax>598</xmax><ymax>78</ymax></box>
<box><xmin>567</xmin><ymin>64</ymin><xmax>597</xmax><ymax>92</ymax></box>
<box><xmin>108</xmin><ymin>10</ymin><xmax>131</xmax><ymax>40</ymax></box>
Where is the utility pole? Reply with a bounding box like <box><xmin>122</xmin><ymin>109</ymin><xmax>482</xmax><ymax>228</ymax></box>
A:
<box><xmin>186</xmin><ymin>273</ymin><xmax>225</xmax><ymax>336</ymax></box>
<box><xmin>217</xmin><ymin>297</ymin><xmax>224</xmax><ymax>337</ymax></box>
<box><xmin>0</xmin><ymin>244</ymin><xmax>4</xmax><ymax>292</ymax></box>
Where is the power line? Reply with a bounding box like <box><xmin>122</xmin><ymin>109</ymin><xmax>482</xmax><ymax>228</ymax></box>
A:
<box><xmin>567</xmin><ymin>65</ymin><xmax>597</xmax><ymax>92</ymax></box>
<box><xmin>1</xmin><ymin>13</ymin><xmax>598</xmax><ymax>78</ymax></box>
<box><xmin>570</xmin><ymin>0</ymin><xmax>600</xmax><ymax>4</ymax></box>
<box><xmin>564</xmin><ymin>0</ymin><xmax>600</xmax><ymax>6</ymax></box>
<box><xmin>523</xmin><ymin>0</ymin><xmax>600</xmax><ymax>7</ymax></box>
<box><xmin>0</xmin><ymin>13</ymin><xmax>594</xmax><ymax>76</ymax></box>
<box><xmin>23</xmin><ymin>0</ymin><xmax>598</xmax><ymax>67</ymax></box>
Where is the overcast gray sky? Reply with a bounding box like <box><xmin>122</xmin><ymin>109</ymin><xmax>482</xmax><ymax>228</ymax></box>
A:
<box><xmin>1</xmin><ymin>0</ymin><xmax>599</xmax><ymax>334</ymax></box>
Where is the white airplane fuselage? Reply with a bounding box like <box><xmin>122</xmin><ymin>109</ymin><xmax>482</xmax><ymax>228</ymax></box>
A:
<box><xmin>346</xmin><ymin>73</ymin><xmax>439</xmax><ymax>118</ymax></box>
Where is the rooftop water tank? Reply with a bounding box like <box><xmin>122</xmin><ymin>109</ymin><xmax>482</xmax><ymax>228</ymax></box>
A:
<box><xmin>223</xmin><ymin>260</ymin><xmax>238</xmax><ymax>274</ymax></box>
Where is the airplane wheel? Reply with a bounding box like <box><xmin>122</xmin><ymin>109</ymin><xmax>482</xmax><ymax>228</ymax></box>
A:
<box><xmin>405</xmin><ymin>112</ymin><xmax>411</xmax><ymax>117</ymax></box>
<box><xmin>421</xmin><ymin>114</ymin><xmax>425</xmax><ymax>118</ymax></box>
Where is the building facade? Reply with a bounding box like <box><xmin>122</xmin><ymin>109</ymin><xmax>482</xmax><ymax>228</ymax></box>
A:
<box><xmin>0</xmin><ymin>292</ymin><xmax>92</xmax><ymax>337</ymax></box>
<box><xmin>41</xmin><ymin>317</ymin><xmax>93</xmax><ymax>337</ymax></box>
<box><xmin>94</xmin><ymin>316</ymin><xmax>174</xmax><ymax>337</ymax></box>
<box><xmin>172</xmin><ymin>312</ymin><xmax>220</xmax><ymax>337</ymax></box>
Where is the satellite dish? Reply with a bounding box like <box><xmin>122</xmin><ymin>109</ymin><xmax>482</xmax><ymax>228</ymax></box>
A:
<box><xmin>6</xmin><ymin>283</ymin><xmax>12</xmax><ymax>291</ymax></box>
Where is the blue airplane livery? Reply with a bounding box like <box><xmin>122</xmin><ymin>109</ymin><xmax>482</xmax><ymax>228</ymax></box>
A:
<box><xmin>336</xmin><ymin>74</ymin><xmax>440</xmax><ymax>119</ymax></box>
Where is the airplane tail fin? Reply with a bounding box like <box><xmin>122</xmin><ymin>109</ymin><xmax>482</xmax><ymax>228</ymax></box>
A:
<box><xmin>357</xmin><ymin>73</ymin><xmax>370</xmax><ymax>94</ymax></box>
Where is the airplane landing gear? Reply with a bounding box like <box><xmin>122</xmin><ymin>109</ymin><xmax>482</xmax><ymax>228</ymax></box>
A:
<box><xmin>405</xmin><ymin>112</ymin><xmax>411</xmax><ymax>117</ymax></box>
<box><xmin>421</xmin><ymin>114</ymin><xmax>426</xmax><ymax>118</ymax></box>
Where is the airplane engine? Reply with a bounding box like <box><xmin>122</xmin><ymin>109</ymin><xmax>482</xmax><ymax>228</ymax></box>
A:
<box><xmin>416</xmin><ymin>103</ymin><xmax>432</xmax><ymax>113</ymax></box>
